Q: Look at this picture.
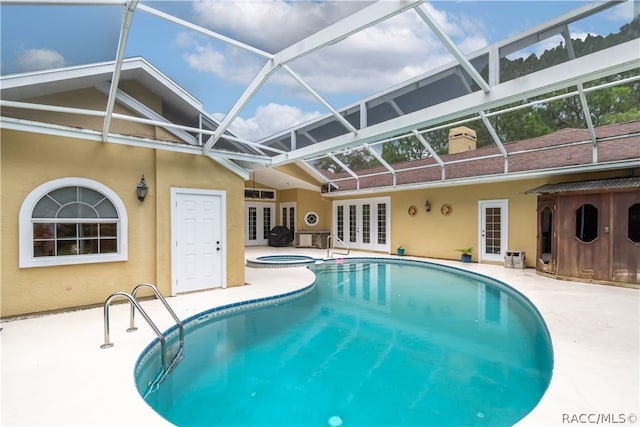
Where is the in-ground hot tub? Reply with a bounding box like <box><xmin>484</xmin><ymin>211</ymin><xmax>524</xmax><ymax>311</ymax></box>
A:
<box><xmin>246</xmin><ymin>254</ymin><xmax>320</xmax><ymax>268</ymax></box>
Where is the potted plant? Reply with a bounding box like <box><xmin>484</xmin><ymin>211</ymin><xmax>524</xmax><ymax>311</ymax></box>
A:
<box><xmin>456</xmin><ymin>247</ymin><xmax>473</xmax><ymax>263</ymax></box>
<box><xmin>397</xmin><ymin>246</ymin><xmax>405</xmax><ymax>256</ymax></box>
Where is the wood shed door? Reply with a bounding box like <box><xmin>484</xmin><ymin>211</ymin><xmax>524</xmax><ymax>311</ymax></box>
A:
<box><xmin>536</xmin><ymin>196</ymin><xmax>557</xmax><ymax>274</ymax></box>
<box><xmin>611</xmin><ymin>192</ymin><xmax>640</xmax><ymax>284</ymax></box>
<box><xmin>557</xmin><ymin>193</ymin><xmax>610</xmax><ymax>281</ymax></box>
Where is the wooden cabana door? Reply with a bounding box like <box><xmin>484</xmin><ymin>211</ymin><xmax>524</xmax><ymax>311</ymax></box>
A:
<box><xmin>611</xmin><ymin>191</ymin><xmax>640</xmax><ymax>284</ymax></box>
<box><xmin>556</xmin><ymin>193</ymin><xmax>611</xmax><ymax>282</ymax></box>
<box><xmin>536</xmin><ymin>196</ymin><xmax>557</xmax><ymax>274</ymax></box>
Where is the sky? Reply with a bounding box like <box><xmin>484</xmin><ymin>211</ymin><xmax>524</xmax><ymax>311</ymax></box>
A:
<box><xmin>1</xmin><ymin>1</ymin><xmax>636</xmax><ymax>141</ymax></box>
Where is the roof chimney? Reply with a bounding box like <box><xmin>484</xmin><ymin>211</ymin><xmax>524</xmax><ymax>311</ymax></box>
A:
<box><xmin>448</xmin><ymin>126</ymin><xmax>477</xmax><ymax>154</ymax></box>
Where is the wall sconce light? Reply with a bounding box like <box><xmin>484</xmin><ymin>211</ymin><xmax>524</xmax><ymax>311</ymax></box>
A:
<box><xmin>425</xmin><ymin>200</ymin><xmax>431</xmax><ymax>212</ymax></box>
<box><xmin>136</xmin><ymin>175</ymin><xmax>148</xmax><ymax>202</ymax></box>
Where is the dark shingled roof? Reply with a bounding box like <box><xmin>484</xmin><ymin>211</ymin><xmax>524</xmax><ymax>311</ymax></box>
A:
<box><xmin>526</xmin><ymin>176</ymin><xmax>640</xmax><ymax>194</ymax></box>
<box><xmin>321</xmin><ymin>120</ymin><xmax>640</xmax><ymax>193</ymax></box>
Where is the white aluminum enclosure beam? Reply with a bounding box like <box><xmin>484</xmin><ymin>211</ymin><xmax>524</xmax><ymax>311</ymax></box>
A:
<box><xmin>257</xmin><ymin>1</ymin><xmax>621</xmax><ymax>150</ymax></box>
<box><xmin>562</xmin><ymin>27</ymin><xmax>598</xmax><ymax>161</ymax></box>
<box><xmin>0</xmin><ymin>99</ymin><xmax>279</xmax><ymax>160</ymax></box>
<box><xmin>320</xmin><ymin>159</ymin><xmax>640</xmax><ymax>198</ymax></box>
<box><xmin>271</xmin><ymin>40</ymin><xmax>640</xmax><ymax>165</ymax></box>
<box><xmin>498</xmin><ymin>1</ymin><xmax>618</xmax><ymax>58</ymax></box>
<box><xmin>137</xmin><ymin>3</ymin><xmax>273</xmax><ymax>60</ymax></box>
<box><xmin>202</xmin><ymin>59</ymin><xmax>279</xmax><ymax>154</ymax></box>
<box><xmin>478</xmin><ymin>111</ymin><xmax>508</xmax><ymax>173</ymax></box>
<box><xmin>208</xmin><ymin>157</ymin><xmax>250</xmax><ymax>180</ymax></box>
<box><xmin>282</xmin><ymin>64</ymin><xmax>358</xmax><ymax>134</ymax></box>
<box><xmin>413</xmin><ymin>130</ymin><xmax>445</xmax><ymax>180</ymax></box>
<box><xmin>274</xmin><ymin>1</ymin><xmax>424</xmax><ymax>66</ymax></box>
<box><xmin>203</xmin><ymin>1</ymin><xmax>422</xmax><ymax>154</ymax></box>
<box><xmin>0</xmin><ymin>116</ymin><xmax>255</xmax><ymax>178</ymax></box>
<box><xmin>102</xmin><ymin>0</ymin><xmax>138</xmax><ymax>142</ymax></box>
<box><xmin>300</xmin><ymin>159</ymin><xmax>333</xmax><ymax>184</ymax></box>
<box><xmin>0</xmin><ymin>0</ymin><xmax>125</xmax><ymax>4</ymax></box>
<box><xmin>364</xmin><ymin>143</ymin><xmax>396</xmax><ymax>186</ymax></box>
<box><xmin>329</xmin><ymin>153</ymin><xmax>360</xmax><ymax>191</ymax></box>
<box><xmin>414</xmin><ymin>5</ymin><xmax>490</xmax><ymax>93</ymax></box>
<box><xmin>1</xmin><ymin>100</ymin><xmax>106</xmax><ymax>118</ymax></box>
<box><xmin>94</xmin><ymin>82</ymin><xmax>198</xmax><ymax>145</ymax></box>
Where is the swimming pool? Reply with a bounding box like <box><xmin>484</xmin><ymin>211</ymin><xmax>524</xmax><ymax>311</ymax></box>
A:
<box><xmin>135</xmin><ymin>258</ymin><xmax>553</xmax><ymax>426</ymax></box>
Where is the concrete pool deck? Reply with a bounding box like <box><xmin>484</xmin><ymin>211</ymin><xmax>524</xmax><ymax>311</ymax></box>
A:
<box><xmin>1</xmin><ymin>247</ymin><xmax>638</xmax><ymax>426</ymax></box>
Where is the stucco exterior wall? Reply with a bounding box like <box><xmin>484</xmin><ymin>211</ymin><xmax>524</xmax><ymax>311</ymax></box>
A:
<box><xmin>1</xmin><ymin>129</ymin><xmax>244</xmax><ymax>317</ymax></box>
<box><xmin>385</xmin><ymin>181</ymin><xmax>541</xmax><ymax>263</ymax></box>
<box><xmin>290</xmin><ymin>189</ymin><xmax>332</xmax><ymax>232</ymax></box>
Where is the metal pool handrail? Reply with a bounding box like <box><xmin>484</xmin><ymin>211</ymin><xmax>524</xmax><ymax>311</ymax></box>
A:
<box><xmin>101</xmin><ymin>285</ymin><xmax>186</xmax><ymax>396</ymax></box>
<box><xmin>130</xmin><ymin>283</ymin><xmax>184</xmax><ymax>351</ymax></box>
<box><xmin>327</xmin><ymin>234</ymin><xmax>350</xmax><ymax>258</ymax></box>
<box><xmin>100</xmin><ymin>292</ymin><xmax>168</xmax><ymax>375</ymax></box>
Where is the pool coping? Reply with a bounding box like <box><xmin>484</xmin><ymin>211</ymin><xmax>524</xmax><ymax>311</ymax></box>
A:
<box><xmin>1</xmin><ymin>248</ymin><xmax>638</xmax><ymax>426</ymax></box>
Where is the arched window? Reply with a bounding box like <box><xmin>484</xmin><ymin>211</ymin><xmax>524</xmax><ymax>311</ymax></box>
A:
<box><xmin>19</xmin><ymin>178</ymin><xmax>128</xmax><ymax>268</ymax></box>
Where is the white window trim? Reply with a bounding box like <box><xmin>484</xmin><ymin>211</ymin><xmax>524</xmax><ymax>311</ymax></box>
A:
<box><xmin>19</xmin><ymin>177</ymin><xmax>128</xmax><ymax>268</ymax></box>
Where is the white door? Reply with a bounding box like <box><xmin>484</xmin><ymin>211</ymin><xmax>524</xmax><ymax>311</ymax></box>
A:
<box><xmin>171</xmin><ymin>188</ymin><xmax>226</xmax><ymax>295</ymax></box>
<box><xmin>478</xmin><ymin>199</ymin><xmax>508</xmax><ymax>263</ymax></box>
<box><xmin>334</xmin><ymin>198</ymin><xmax>390</xmax><ymax>252</ymax></box>
<box><xmin>245</xmin><ymin>202</ymin><xmax>275</xmax><ymax>246</ymax></box>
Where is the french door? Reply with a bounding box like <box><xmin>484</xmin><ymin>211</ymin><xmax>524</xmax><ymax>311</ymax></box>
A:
<box><xmin>333</xmin><ymin>197</ymin><xmax>390</xmax><ymax>252</ymax></box>
<box><xmin>280</xmin><ymin>202</ymin><xmax>296</xmax><ymax>232</ymax></box>
<box><xmin>245</xmin><ymin>202</ymin><xmax>275</xmax><ymax>246</ymax></box>
<box><xmin>478</xmin><ymin>200</ymin><xmax>508</xmax><ymax>263</ymax></box>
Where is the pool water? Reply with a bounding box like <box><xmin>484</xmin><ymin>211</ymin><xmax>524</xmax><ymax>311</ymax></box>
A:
<box><xmin>136</xmin><ymin>259</ymin><xmax>553</xmax><ymax>426</ymax></box>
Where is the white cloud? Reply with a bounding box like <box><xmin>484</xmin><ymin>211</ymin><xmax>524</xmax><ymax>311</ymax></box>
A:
<box><xmin>16</xmin><ymin>48</ymin><xmax>66</xmax><ymax>72</ymax></box>
<box><xmin>192</xmin><ymin>1</ymin><xmax>371</xmax><ymax>53</ymax></box>
<box><xmin>177</xmin><ymin>32</ymin><xmax>263</xmax><ymax>85</ymax></box>
<box><xmin>216</xmin><ymin>103</ymin><xmax>322</xmax><ymax>141</ymax></box>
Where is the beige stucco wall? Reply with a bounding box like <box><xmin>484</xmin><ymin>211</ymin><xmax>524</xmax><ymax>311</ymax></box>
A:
<box><xmin>285</xmin><ymin>189</ymin><xmax>332</xmax><ymax>232</ymax></box>
<box><xmin>385</xmin><ymin>180</ymin><xmax>542</xmax><ymax>263</ymax></box>
<box><xmin>1</xmin><ymin>129</ymin><xmax>244</xmax><ymax>317</ymax></box>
